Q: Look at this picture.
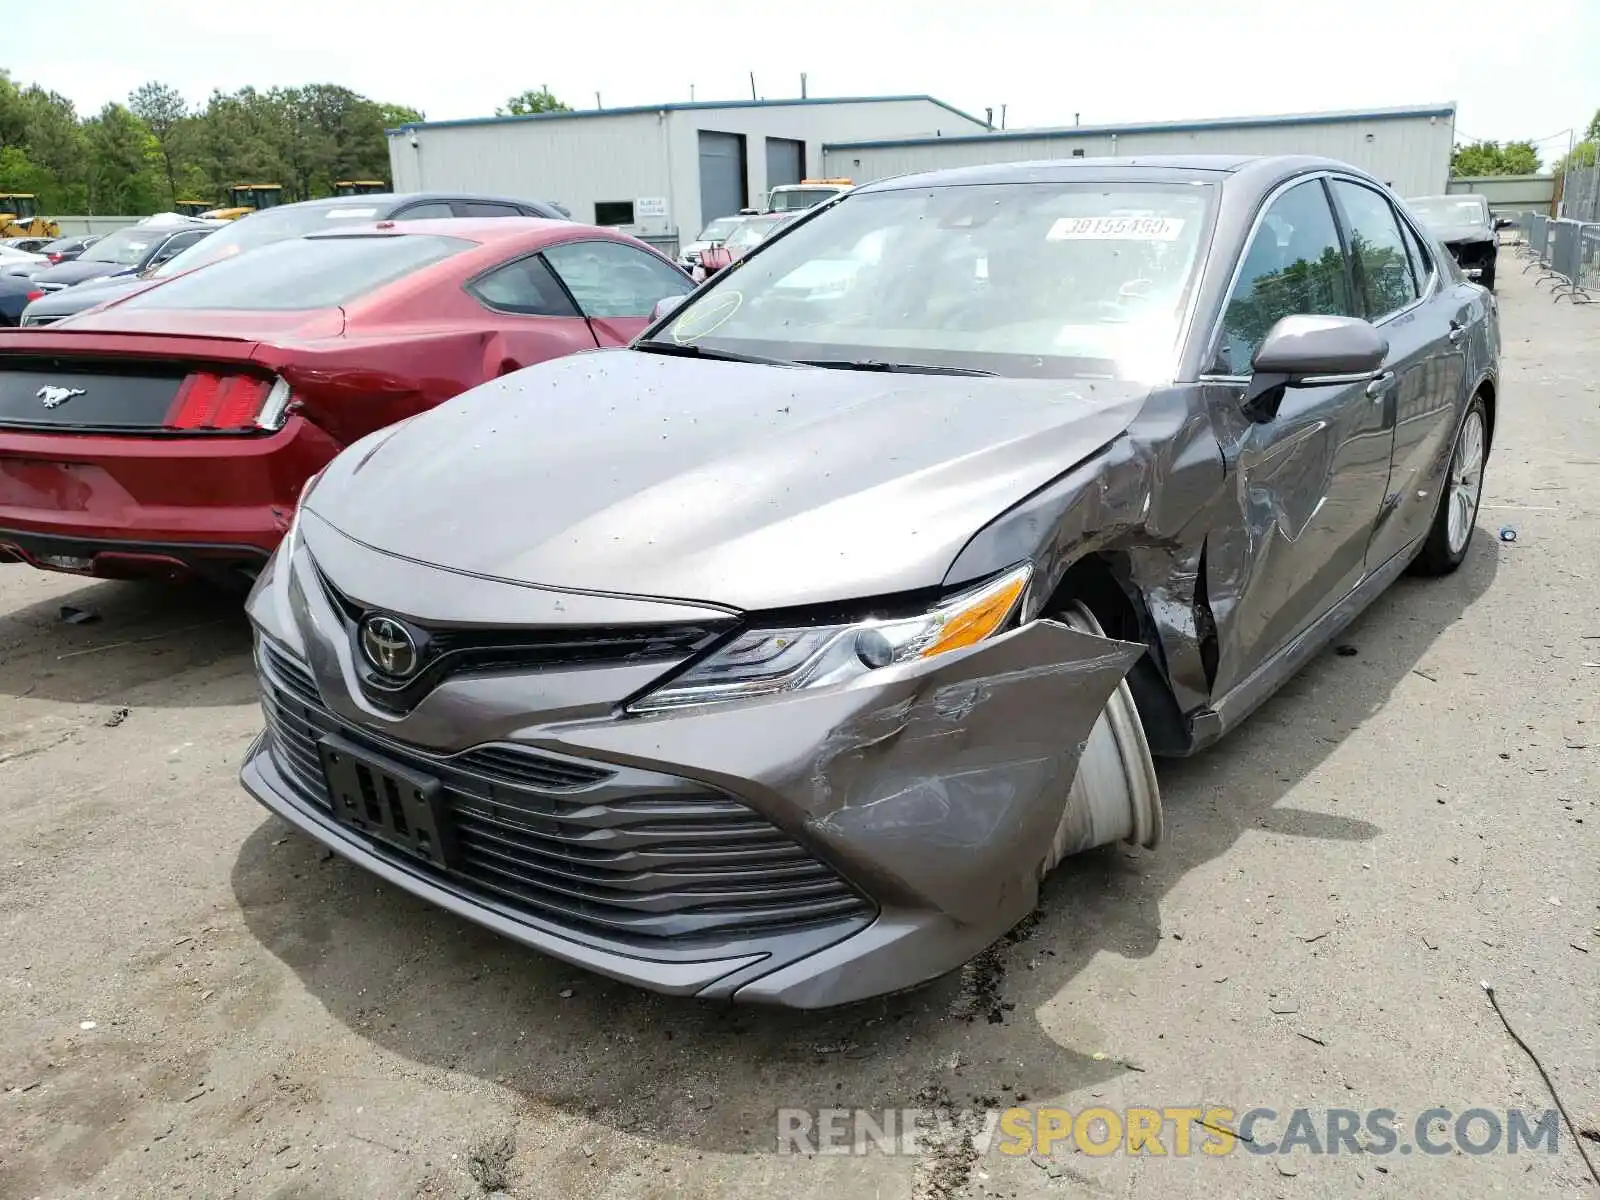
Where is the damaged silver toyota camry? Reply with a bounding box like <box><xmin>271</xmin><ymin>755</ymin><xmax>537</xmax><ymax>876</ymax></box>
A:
<box><xmin>241</xmin><ymin>155</ymin><xmax>1499</xmax><ymax>1007</ymax></box>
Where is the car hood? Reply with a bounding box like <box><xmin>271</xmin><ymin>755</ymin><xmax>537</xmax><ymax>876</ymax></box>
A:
<box><xmin>30</xmin><ymin>260</ymin><xmax>118</xmax><ymax>286</ymax></box>
<box><xmin>24</xmin><ymin>275</ymin><xmax>152</xmax><ymax>317</ymax></box>
<box><xmin>1428</xmin><ymin>223</ymin><xmax>1493</xmax><ymax>244</ymax></box>
<box><xmin>306</xmin><ymin>349</ymin><xmax>1151</xmax><ymax>612</ymax></box>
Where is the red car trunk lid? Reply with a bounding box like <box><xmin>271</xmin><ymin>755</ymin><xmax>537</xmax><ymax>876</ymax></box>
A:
<box><xmin>0</xmin><ymin>311</ymin><xmax>340</xmax><ymax>434</ymax></box>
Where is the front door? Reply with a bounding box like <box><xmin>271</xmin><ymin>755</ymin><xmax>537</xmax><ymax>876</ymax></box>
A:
<box><xmin>541</xmin><ymin>240</ymin><xmax>694</xmax><ymax>347</ymax></box>
<box><xmin>1205</xmin><ymin>177</ymin><xmax>1392</xmax><ymax>696</ymax></box>
<box><xmin>1327</xmin><ymin>180</ymin><xmax>1469</xmax><ymax>570</ymax></box>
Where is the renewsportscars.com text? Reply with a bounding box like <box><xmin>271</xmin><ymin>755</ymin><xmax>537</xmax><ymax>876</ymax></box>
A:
<box><xmin>777</xmin><ymin>1106</ymin><xmax>1563</xmax><ymax>1158</ymax></box>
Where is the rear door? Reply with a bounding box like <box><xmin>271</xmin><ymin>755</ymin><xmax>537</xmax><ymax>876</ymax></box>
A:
<box><xmin>540</xmin><ymin>239</ymin><xmax>693</xmax><ymax>345</ymax></box>
<box><xmin>1329</xmin><ymin>181</ymin><xmax>1470</xmax><ymax>569</ymax></box>
<box><xmin>464</xmin><ymin>253</ymin><xmax>601</xmax><ymax>368</ymax></box>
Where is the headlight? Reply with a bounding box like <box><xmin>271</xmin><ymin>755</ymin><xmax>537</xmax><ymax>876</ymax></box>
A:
<box><xmin>629</xmin><ymin>563</ymin><xmax>1032</xmax><ymax>713</ymax></box>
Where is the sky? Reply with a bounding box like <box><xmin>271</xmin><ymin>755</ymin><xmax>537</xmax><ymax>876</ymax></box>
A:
<box><xmin>11</xmin><ymin>0</ymin><xmax>1598</xmax><ymax>165</ymax></box>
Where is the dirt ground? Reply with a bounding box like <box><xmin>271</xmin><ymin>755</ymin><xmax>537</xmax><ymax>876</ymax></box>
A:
<box><xmin>2</xmin><ymin>263</ymin><xmax>1596</xmax><ymax>1200</ymax></box>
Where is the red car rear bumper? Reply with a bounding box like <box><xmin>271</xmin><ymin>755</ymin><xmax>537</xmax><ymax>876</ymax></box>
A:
<box><xmin>0</xmin><ymin>415</ymin><xmax>342</xmax><ymax>584</ymax></box>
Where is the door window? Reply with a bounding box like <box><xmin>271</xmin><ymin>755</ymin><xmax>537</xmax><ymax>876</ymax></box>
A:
<box><xmin>1330</xmin><ymin>180</ymin><xmax>1419</xmax><ymax>320</ymax></box>
<box><xmin>1398</xmin><ymin>216</ymin><xmax>1435</xmax><ymax>292</ymax></box>
<box><xmin>393</xmin><ymin>202</ymin><xmax>454</xmax><ymax>219</ymax></box>
<box><xmin>455</xmin><ymin>201</ymin><xmax>521</xmax><ymax>218</ymax></box>
<box><xmin>542</xmin><ymin>239</ymin><xmax>691</xmax><ymax>319</ymax></box>
<box><xmin>1215</xmin><ymin>179</ymin><xmax>1356</xmax><ymax>375</ymax></box>
<box><xmin>151</xmin><ymin>230</ymin><xmax>209</xmax><ymax>265</ymax></box>
<box><xmin>468</xmin><ymin>254</ymin><xmax>581</xmax><ymax>317</ymax></box>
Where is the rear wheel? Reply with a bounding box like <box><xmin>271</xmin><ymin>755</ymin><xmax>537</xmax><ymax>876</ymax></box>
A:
<box><xmin>1040</xmin><ymin>602</ymin><xmax>1164</xmax><ymax>876</ymax></box>
<box><xmin>1414</xmin><ymin>395</ymin><xmax>1487</xmax><ymax>576</ymax></box>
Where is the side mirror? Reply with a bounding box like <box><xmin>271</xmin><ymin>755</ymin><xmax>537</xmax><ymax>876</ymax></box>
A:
<box><xmin>1242</xmin><ymin>315</ymin><xmax>1388</xmax><ymax>423</ymax></box>
<box><xmin>1493</xmin><ymin>216</ymin><xmax>1514</xmax><ymax>230</ymax></box>
<box><xmin>650</xmin><ymin>294</ymin><xmax>687</xmax><ymax>323</ymax></box>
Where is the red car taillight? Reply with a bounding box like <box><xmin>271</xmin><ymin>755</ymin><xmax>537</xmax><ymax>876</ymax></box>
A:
<box><xmin>165</xmin><ymin>372</ymin><xmax>294</xmax><ymax>431</ymax></box>
<box><xmin>47</xmin><ymin>253</ymin><xmax>63</xmax><ymax>263</ymax></box>
<box><xmin>25</xmin><ymin>290</ymin><xmax>42</xmax><ymax>302</ymax></box>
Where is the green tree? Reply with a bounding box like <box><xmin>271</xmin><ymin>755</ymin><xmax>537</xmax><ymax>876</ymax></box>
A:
<box><xmin>84</xmin><ymin>103</ymin><xmax>164</xmax><ymax>213</ymax></box>
<box><xmin>16</xmin><ymin>85</ymin><xmax>89</xmax><ymax>209</ymax></box>
<box><xmin>497</xmin><ymin>87</ymin><xmax>569</xmax><ymax>117</ymax></box>
<box><xmin>0</xmin><ymin>68</ymin><xmax>423</xmax><ymax>216</ymax></box>
<box><xmin>1555</xmin><ymin>109</ymin><xmax>1599</xmax><ymax>173</ymax></box>
<box><xmin>379</xmin><ymin>103</ymin><xmax>424</xmax><ymax>129</ymax></box>
<box><xmin>1451</xmin><ymin>139</ymin><xmax>1542</xmax><ymax>177</ymax></box>
<box><xmin>129</xmin><ymin>81</ymin><xmax>190</xmax><ymax>205</ymax></box>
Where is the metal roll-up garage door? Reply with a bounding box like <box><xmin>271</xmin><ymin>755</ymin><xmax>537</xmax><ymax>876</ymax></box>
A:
<box><xmin>765</xmin><ymin>138</ymin><xmax>804</xmax><ymax>190</ymax></box>
<box><xmin>698</xmin><ymin>131</ymin><xmax>747</xmax><ymax>229</ymax></box>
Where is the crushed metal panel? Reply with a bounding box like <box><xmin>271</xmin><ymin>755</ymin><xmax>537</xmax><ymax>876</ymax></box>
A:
<box><xmin>944</xmin><ymin>393</ymin><xmax>1230</xmax><ymax>722</ymax></box>
<box><xmin>557</xmin><ymin>619</ymin><xmax>1143</xmax><ymax>925</ymax></box>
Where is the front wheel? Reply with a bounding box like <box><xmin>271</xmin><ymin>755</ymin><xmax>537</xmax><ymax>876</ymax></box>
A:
<box><xmin>1413</xmin><ymin>395</ymin><xmax>1487</xmax><ymax>576</ymax></box>
<box><xmin>1479</xmin><ymin>261</ymin><xmax>1496</xmax><ymax>291</ymax></box>
<box><xmin>1039</xmin><ymin>602</ymin><xmax>1163</xmax><ymax>876</ymax></box>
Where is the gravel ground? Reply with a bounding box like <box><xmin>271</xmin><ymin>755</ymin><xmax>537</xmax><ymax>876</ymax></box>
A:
<box><xmin>1</xmin><ymin>263</ymin><xmax>1596</xmax><ymax>1200</ymax></box>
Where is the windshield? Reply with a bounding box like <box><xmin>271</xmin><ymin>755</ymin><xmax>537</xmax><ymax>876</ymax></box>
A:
<box><xmin>120</xmin><ymin>233</ymin><xmax>472</xmax><ymax>311</ymax></box>
<box><xmin>768</xmin><ymin>188</ymin><xmax>838</xmax><ymax>213</ymax></box>
<box><xmin>696</xmin><ymin>217</ymin><xmax>742</xmax><ymax>243</ymax></box>
<box><xmin>150</xmin><ymin>202</ymin><xmax>392</xmax><ymax>278</ymax></box>
<box><xmin>651</xmin><ymin>181</ymin><xmax>1217</xmax><ymax>381</ymax></box>
<box><xmin>1409</xmin><ymin>196</ymin><xmax>1490</xmax><ymax>228</ymax></box>
<box><xmin>81</xmin><ymin>227</ymin><xmax>158</xmax><ymax>266</ymax></box>
<box><xmin>724</xmin><ymin>217</ymin><xmax>791</xmax><ymax>252</ymax></box>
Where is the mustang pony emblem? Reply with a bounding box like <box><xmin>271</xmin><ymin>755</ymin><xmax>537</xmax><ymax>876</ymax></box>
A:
<box><xmin>37</xmin><ymin>386</ymin><xmax>86</xmax><ymax>409</ymax></box>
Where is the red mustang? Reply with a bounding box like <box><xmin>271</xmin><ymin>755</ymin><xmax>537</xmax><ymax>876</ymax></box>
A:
<box><xmin>0</xmin><ymin>219</ymin><xmax>692</xmax><ymax>583</ymax></box>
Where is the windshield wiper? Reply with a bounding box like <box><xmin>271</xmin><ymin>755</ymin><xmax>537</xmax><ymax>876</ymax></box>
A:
<box><xmin>798</xmin><ymin>359</ymin><xmax>997</xmax><ymax>377</ymax></box>
<box><xmin>633</xmin><ymin>341</ymin><xmax>792</xmax><ymax>366</ymax></box>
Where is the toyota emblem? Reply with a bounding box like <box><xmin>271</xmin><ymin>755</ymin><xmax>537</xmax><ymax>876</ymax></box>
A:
<box><xmin>359</xmin><ymin>614</ymin><xmax>420</xmax><ymax>679</ymax></box>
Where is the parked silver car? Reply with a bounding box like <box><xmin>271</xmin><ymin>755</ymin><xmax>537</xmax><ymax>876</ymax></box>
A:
<box><xmin>241</xmin><ymin>155</ymin><xmax>1499</xmax><ymax>1007</ymax></box>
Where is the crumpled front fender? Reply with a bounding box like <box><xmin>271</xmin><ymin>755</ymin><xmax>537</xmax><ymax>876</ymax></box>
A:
<box><xmin>555</xmin><ymin>619</ymin><xmax>1144</xmax><ymax>925</ymax></box>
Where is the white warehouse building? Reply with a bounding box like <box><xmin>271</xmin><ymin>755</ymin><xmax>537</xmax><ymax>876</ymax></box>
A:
<box><xmin>385</xmin><ymin>95</ymin><xmax>991</xmax><ymax>251</ymax></box>
<box><xmin>823</xmin><ymin>103</ymin><xmax>1458</xmax><ymax>199</ymax></box>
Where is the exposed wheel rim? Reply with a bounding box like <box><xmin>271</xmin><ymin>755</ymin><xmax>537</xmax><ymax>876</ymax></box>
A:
<box><xmin>1447</xmin><ymin>408</ymin><xmax>1485</xmax><ymax>555</ymax></box>
<box><xmin>1041</xmin><ymin>603</ymin><xmax>1164</xmax><ymax>876</ymax></box>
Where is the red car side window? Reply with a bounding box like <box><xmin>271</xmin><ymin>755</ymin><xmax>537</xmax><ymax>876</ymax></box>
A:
<box><xmin>468</xmin><ymin>255</ymin><xmax>582</xmax><ymax>318</ymax></box>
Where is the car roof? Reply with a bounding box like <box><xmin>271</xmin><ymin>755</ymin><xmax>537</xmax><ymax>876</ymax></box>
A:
<box><xmin>299</xmin><ymin>217</ymin><xmax>613</xmax><ymax>246</ymax></box>
<box><xmin>272</xmin><ymin>192</ymin><xmax>545</xmax><ymax>214</ymax></box>
<box><xmin>857</xmin><ymin>153</ymin><xmax>1382</xmax><ymax>193</ymax></box>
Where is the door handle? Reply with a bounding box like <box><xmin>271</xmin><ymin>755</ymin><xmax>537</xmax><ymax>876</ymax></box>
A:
<box><xmin>1366</xmin><ymin>371</ymin><xmax>1396</xmax><ymax>400</ymax></box>
<box><xmin>1447</xmin><ymin>321</ymin><xmax>1466</xmax><ymax>343</ymax></box>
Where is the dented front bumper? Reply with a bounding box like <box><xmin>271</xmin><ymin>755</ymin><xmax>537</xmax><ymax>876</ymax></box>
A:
<box><xmin>240</xmin><ymin>538</ymin><xmax>1143</xmax><ymax>1007</ymax></box>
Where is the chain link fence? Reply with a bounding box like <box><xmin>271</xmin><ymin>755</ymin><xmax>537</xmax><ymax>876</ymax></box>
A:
<box><xmin>1561</xmin><ymin>164</ymin><xmax>1600</xmax><ymax>223</ymax></box>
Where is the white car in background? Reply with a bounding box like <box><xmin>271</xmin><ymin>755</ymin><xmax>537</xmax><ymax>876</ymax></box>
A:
<box><xmin>676</xmin><ymin>215</ymin><xmax>746</xmax><ymax>273</ymax></box>
<box><xmin>0</xmin><ymin>242</ymin><xmax>46</xmax><ymax>276</ymax></box>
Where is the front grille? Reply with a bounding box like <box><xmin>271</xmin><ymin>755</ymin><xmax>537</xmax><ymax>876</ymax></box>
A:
<box><xmin>256</xmin><ymin>640</ymin><xmax>870</xmax><ymax>942</ymax></box>
<box><xmin>314</xmin><ymin>566</ymin><xmax>729</xmax><ymax>713</ymax></box>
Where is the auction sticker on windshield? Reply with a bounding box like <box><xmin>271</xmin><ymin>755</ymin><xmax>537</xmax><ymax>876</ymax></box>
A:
<box><xmin>1048</xmin><ymin>216</ymin><xmax>1185</xmax><ymax>241</ymax></box>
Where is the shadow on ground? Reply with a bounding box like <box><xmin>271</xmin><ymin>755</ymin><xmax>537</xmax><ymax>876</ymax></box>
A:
<box><xmin>232</xmin><ymin>537</ymin><xmax>1499</xmax><ymax>1154</ymax></box>
<box><xmin>0</xmin><ymin>576</ymin><xmax>252</xmax><ymax>706</ymax></box>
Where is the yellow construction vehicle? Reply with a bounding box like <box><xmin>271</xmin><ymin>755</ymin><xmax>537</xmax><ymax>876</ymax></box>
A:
<box><xmin>0</xmin><ymin>194</ymin><xmax>61</xmax><ymax>238</ymax></box>
<box><xmin>203</xmin><ymin>183</ymin><xmax>285</xmax><ymax>221</ymax></box>
<box><xmin>174</xmin><ymin>200</ymin><xmax>215</xmax><ymax>218</ymax></box>
<box><xmin>334</xmin><ymin>180</ymin><xmax>388</xmax><ymax>196</ymax></box>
